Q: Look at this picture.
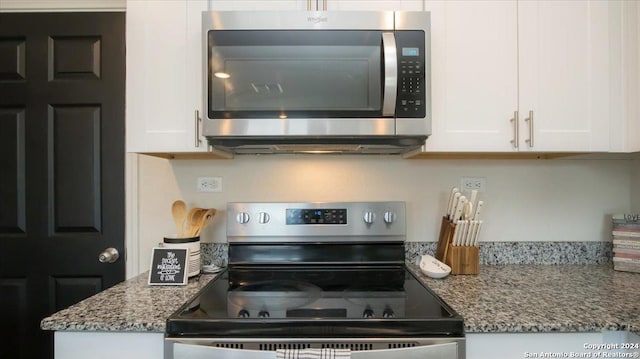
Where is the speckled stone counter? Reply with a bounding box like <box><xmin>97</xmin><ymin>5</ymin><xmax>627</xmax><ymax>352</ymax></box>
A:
<box><xmin>41</xmin><ymin>264</ymin><xmax>640</xmax><ymax>335</ymax></box>
<box><xmin>407</xmin><ymin>263</ymin><xmax>640</xmax><ymax>334</ymax></box>
<box><xmin>40</xmin><ymin>273</ymin><xmax>218</xmax><ymax>332</ymax></box>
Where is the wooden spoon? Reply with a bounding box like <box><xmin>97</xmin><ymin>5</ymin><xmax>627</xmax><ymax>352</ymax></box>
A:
<box><xmin>184</xmin><ymin>207</ymin><xmax>205</xmax><ymax>238</ymax></box>
<box><xmin>171</xmin><ymin>200</ymin><xmax>187</xmax><ymax>236</ymax></box>
<box><xmin>191</xmin><ymin>208</ymin><xmax>217</xmax><ymax>237</ymax></box>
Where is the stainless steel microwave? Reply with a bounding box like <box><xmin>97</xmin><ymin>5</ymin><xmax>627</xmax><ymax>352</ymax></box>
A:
<box><xmin>202</xmin><ymin>11</ymin><xmax>431</xmax><ymax>155</ymax></box>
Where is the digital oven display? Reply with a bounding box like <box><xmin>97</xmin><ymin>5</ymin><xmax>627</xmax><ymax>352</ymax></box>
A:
<box><xmin>402</xmin><ymin>47</ymin><xmax>419</xmax><ymax>56</ymax></box>
<box><xmin>286</xmin><ymin>208</ymin><xmax>347</xmax><ymax>225</ymax></box>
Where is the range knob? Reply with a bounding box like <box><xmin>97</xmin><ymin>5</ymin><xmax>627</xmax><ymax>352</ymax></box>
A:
<box><xmin>362</xmin><ymin>308</ymin><xmax>375</xmax><ymax>319</ymax></box>
<box><xmin>382</xmin><ymin>307</ymin><xmax>395</xmax><ymax>318</ymax></box>
<box><xmin>236</xmin><ymin>212</ymin><xmax>250</xmax><ymax>224</ymax></box>
<box><xmin>383</xmin><ymin>211</ymin><xmax>396</xmax><ymax>224</ymax></box>
<box><xmin>258</xmin><ymin>311</ymin><xmax>270</xmax><ymax>318</ymax></box>
<box><xmin>258</xmin><ymin>212</ymin><xmax>270</xmax><ymax>224</ymax></box>
<box><xmin>363</xmin><ymin>212</ymin><xmax>376</xmax><ymax>225</ymax></box>
<box><xmin>238</xmin><ymin>309</ymin><xmax>250</xmax><ymax>318</ymax></box>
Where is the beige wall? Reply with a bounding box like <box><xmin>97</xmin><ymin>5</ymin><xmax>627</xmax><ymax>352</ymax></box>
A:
<box><xmin>131</xmin><ymin>155</ymin><xmax>633</xmax><ymax>275</ymax></box>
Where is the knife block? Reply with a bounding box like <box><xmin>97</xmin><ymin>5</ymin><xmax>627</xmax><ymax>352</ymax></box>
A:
<box><xmin>435</xmin><ymin>216</ymin><xmax>480</xmax><ymax>275</ymax></box>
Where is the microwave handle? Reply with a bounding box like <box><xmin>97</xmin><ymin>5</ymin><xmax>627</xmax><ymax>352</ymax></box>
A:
<box><xmin>381</xmin><ymin>32</ymin><xmax>398</xmax><ymax>117</ymax></box>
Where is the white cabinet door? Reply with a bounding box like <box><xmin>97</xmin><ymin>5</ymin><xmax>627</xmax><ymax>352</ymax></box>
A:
<box><xmin>55</xmin><ymin>331</ymin><xmax>164</xmax><ymax>359</ymax></box>
<box><xmin>517</xmin><ymin>0</ymin><xmax>618</xmax><ymax>152</ymax></box>
<box><xmin>126</xmin><ymin>0</ymin><xmax>206</xmax><ymax>153</ymax></box>
<box><xmin>466</xmin><ymin>332</ymin><xmax>604</xmax><ymax>359</ymax></box>
<box><xmin>422</xmin><ymin>0</ymin><xmax>519</xmax><ymax>152</ymax></box>
<box><xmin>187</xmin><ymin>0</ymin><xmax>208</xmax><ymax>151</ymax></box>
<box><xmin>613</xmin><ymin>0</ymin><xmax>640</xmax><ymax>153</ymax></box>
<box><xmin>421</xmin><ymin>0</ymin><xmax>621</xmax><ymax>153</ymax></box>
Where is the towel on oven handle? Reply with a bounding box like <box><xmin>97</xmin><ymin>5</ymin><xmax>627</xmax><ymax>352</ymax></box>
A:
<box><xmin>275</xmin><ymin>348</ymin><xmax>351</xmax><ymax>359</ymax></box>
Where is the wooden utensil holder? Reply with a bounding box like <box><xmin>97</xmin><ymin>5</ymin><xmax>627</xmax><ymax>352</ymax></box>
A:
<box><xmin>435</xmin><ymin>216</ymin><xmax>480</xmax><ymax>275</ymax></box>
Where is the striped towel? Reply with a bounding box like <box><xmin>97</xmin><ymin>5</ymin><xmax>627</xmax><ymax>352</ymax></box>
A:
<box><xmin>275</xmin><ymin>348</ymin><xmax>351</xmax><ymax>359</ymax></box>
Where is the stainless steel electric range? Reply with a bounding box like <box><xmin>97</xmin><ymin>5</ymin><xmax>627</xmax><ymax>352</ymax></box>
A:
<box><xmin>166</xmin><ymin>202</ymin><xmax>464</xmax><ymax>359</ymax></box>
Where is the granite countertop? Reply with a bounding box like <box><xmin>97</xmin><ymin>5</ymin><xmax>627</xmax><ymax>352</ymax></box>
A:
<box><xmin>41</xmin><ymin>273</ymin><xmax>218</xmax><ymax>332</ymax></box>
<box><xmin>41</xmin><ymin>264</ymin><xmax>640</xmax><ymax>335</ymax></box>
<box><xmin>408</xmin><ymin>263</ymin><xmax>640</xmax><ymax>335</ymax></box>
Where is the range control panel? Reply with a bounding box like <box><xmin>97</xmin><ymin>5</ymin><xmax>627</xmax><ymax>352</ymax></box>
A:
<box><xmin>226</xmin><ymin>202</ymin><xmax>406</xmax><ymax>242</ymax></box>
<box><xmin>286</xmin><ymin>208</ymin><xmax>347</xmax><ymax>225</ymax></box>
<box><xmin>395</xmin><ymin>30</ymin><xmax>426</xmax><ymax>118</ymax></box>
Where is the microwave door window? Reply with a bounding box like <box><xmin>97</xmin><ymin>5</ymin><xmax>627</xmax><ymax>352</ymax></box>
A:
<box><xmin>223</xmin><ymin>56</ymin><xmax>371</xmax><ymax>111</ymax></box>
<box><xmin>208</xmin><ymin>31</ymin><xmax>383</xmax><ymax>118</ymax></box>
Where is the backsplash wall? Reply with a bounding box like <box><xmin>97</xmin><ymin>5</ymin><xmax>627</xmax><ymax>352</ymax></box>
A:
<box><xmin>133</xmin><ymin>155</ymin><xmax>633</xmax><ymax>275</ymax></box>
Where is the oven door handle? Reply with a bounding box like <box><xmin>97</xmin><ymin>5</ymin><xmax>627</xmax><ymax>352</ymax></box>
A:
<box><xmin>381</xmin><ymin>32</ymin><xmax>398</xmax><ymax>117</ymax></box>
<box><xmin>352</xmin><ymin>343</ymin><xmax>458</xmax><ymax>358</ymax></box>
<box><xmin>172</xmin><ymin>342</ymin><xmax>460</xmax><ymax>359</ymax></box>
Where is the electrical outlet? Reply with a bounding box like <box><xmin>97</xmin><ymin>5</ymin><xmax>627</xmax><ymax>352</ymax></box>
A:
<box><xmin>461</xmin><ymin>176</ymin><xmax>486</xmax><ymax>192</ymax></box>
<box><xmin>197</xmin><ymin>177</ymin><xmax>222</xmax><ymax>193</ymax></box>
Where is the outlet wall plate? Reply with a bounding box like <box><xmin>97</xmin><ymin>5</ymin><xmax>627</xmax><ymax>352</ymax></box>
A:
<box><xmin>197</xmin><ymin>177</ymin><xmax>222</xmax><ymax>193</ymax></box>
<box><xmin>461</xmin><ymin>176</ymin><xmax>486</xmax><ymax>192</ymax></box>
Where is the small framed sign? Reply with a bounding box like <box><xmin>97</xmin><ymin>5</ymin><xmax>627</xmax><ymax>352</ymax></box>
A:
<box><xmin>148</xmin><ymin>247</ymin><xmax>189</xmax><ymax>285</ymax></box>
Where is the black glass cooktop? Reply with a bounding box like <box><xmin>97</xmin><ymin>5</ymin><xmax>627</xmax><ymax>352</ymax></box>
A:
<box><xmin>166</xmin><ymin>266</ymin><xmax>464</xmax><ymax>338</ymax></box>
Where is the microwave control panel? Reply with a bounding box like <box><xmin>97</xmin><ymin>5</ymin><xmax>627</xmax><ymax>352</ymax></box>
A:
<box><xmin>395</xmin><ymin>31</ymin><xmax>426</xmax><ymax>118</ymax></box>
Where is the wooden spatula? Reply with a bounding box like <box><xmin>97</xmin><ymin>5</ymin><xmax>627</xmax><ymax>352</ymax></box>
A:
<box><xmin>190</xmin><ymin>208</ymin><xmax>217</xmax><ymax>237</ymax></box>
<box><xmin>184</xmin><ymin>207</ymin><xmax>205</xmax><ymax>238</ymax></box>
<box><xmin>171</xmin><ymin>200</ymin><xmax>187</xmax><ymax>236</ymax></box>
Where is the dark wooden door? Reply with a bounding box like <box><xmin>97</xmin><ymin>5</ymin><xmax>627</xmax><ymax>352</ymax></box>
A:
<box><xmin>0</xmin><ymin>12</ymin><xmax>125</xmax><ymax>359</ymax></box>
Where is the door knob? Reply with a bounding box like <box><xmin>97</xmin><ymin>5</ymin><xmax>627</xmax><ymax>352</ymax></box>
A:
<box><xmin>99</xmin><ymin>248</ymin><xmax>119</xmax><ymax>263</ymax></box>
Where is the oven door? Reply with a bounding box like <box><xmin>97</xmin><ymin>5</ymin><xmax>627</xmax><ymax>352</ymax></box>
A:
<box><xmin>168</xmin><ymin>338</ymin><xmax>464</xmax><ymax>359</ymax></box>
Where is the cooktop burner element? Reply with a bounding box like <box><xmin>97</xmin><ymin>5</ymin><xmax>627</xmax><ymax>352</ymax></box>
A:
<box><xmin>166</xmin><ymin>202</ymin><xmax>464</xmax><ymax>358</ymax></box>
<box><xmin>167</xmin><ymin>265</ymin><xmax>461</xmax><ymax>336</ymax></box>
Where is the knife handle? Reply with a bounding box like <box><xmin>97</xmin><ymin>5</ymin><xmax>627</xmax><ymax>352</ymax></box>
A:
<box><xmin>447</xmin><ymin>188</ymin><xmax>459</xmax><ymax>219</ymax></box>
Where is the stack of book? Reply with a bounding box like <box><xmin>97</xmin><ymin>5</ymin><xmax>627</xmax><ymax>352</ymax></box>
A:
<box><xmin>612</xmin><ymin>213</ymin><xmax>640</xmax><ymax>273</ymax></box>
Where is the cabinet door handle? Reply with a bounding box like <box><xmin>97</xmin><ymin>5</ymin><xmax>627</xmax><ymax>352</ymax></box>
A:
<box><xmin>525</xmin><ymin>110</ymin><xmax>534</xmax><ymax>148</ymax></box>
<box><xmin>510</xmin><ymin>110</ymin><xmax>519</xmax><ymax>149</ymax></box>
<box><xmin>195</xmin><ymin>110</ymin><xmax>202</xmax><ymax>148</ymax></box>
<box><xmin>322</xmin><ymin>0</ymin><xmax>327</xmax><ymax>10</ymax></box>
<box><xmin>307</xmin><ymin>0</ymin><xmax>312</xmax><ymax>10</ymax></box>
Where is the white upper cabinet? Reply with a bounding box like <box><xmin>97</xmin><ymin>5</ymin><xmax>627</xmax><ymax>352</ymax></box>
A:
<box><xmin>422</xmin><ymin>0</ymin><xmax>519</xmax><ymax>152</ymax></box>
<box><xmin>612</xmin><ymin>0</ymin><xmax>640</xmax><ymax>153</ymax></box>
<box><xmin>423</xmin><ymin>0</ymin><xmax>622</xmax><ymax>153</ymax></box>
<box><xmin>126</xmin><ymin>0</ymin><xmax>631</xmax><ymax>154</ymax></box>
<box><xmin>126</xmin><ymin>0</ymin><xmax>303</xmax><ymax>153</ymax></box>
<box><xmin>517</xmin><ymin>0</ymin><xmax>618</xmax><ymax>152</ymax></box>
<box><xmin>126</xmin><ymin>0</ymin><xmax>207</xmax><ymax>153</ymax></box>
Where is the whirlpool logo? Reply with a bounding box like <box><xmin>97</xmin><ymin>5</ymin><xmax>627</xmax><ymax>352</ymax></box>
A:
<box><xmin>307</xmin><ymin>16</ymin><xmax>328</xmax><ymax>23</ymax></box>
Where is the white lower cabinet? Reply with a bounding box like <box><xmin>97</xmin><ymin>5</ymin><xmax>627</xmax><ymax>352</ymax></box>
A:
<box><xmin>54</xmin><ymin>331</ymin><xmax>164</xmax><ymax>359</ymax></box>
<box><xmin>467</xmin><ymin>332</ymin><xmax>639</xmax><ymax>359</ymax></box>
